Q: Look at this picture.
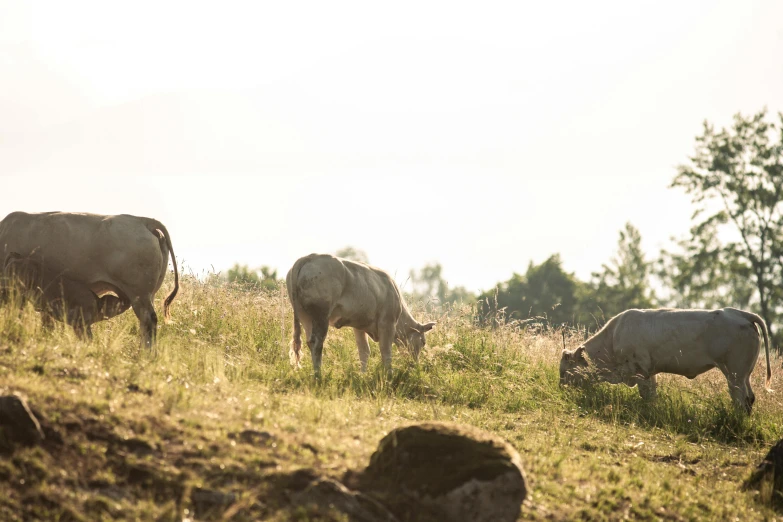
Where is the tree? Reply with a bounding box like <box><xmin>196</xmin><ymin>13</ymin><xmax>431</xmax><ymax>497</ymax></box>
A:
<box><xmin>662</xmin><ymin>109</ymin><xmax>783</xmax><ymax>346</ymax></box>
<box><xmin>583</xmin><ymin>222</ymin><xmax>655</xmax><ymax>320</ymax></box>
<box><xmin>478</xmin><ymin>254</ymin><xmax>583</xmax><ymax>327</ymax></box>
<box><xmin>657</xmin><ymin>220</ymin><xmax>756</xmax><ymax>310</ymax></box>
<box><xmin>408</xmin><ymin>262</ymin><xmax>475</xmax><ymax>309</ymax></box>
<box><xmin>334</xmin><ymin>246</ymin><xmax>369</xmax><ymax>264</ymax></box>
<box><xmin>225</xmin><ymin>264</ymin><xmax>280</xmax><ymax>291</ymax></box>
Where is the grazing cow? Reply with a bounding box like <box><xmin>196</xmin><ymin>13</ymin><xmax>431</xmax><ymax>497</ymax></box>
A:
<box><xmin>0</xmin><ymin>212</ymin><xmax>179</xmax><ymax>346</ymax></box>
<box><xmin>3</xmin><ymin>253</ymin><xmax>130</xmax><ymax>339</ymax></box>
<box><xmin>559</xmin><ymin>308</ymin><xmax>772</xmax><ymax>414</ymax></box>
<box><xmin>286</xmin><ymin>253</ymin><xmax>436</xmax><ymax>375</ymax></box>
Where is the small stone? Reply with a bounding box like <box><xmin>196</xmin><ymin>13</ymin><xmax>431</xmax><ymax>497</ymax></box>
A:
<box><xmin>121</xmin><ymin>437</ymin><xmax>155</xmax><ymax>455</ymax></box>
<box><xmin>229</xmin><ymin>429</ymin><xmax>274</xmax><ymax>445</ymax></box>
<box><xmin>0</xmin><ymin>394</ymin><xmax>45</xmax><ymax>449</ymax></box>
<box><xmin>191</xmin><ymin>487</ymin><xmax>236</xmax><ymax>518</ymax></box>
<box><xmin>356</xmin><ymin>422</ymin><xmax>528</xmax><ymax>522</ymax></box>
<box><xmin>291</xmin><ymin>478</ymin><xmax>399</xmax><ymax>522</ymax></box>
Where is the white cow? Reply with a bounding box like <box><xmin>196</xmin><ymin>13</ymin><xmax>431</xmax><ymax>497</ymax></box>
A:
<box><xmin>559</xmin><ymin>308</ymin><xmax>772</xmax><ymax>414</ymax></box>
<box><xmin>4</xmin><ymin>252</ymin><xmax>130</xmax><ymax>339</ymax></box>
<box><xmin>0</xmin><ymin>212</ymin><xmax>179</xmax><ymax>345</ymax></box>
<box><xmin>286</xmin><ymin>253</ymin><xmax>435</xmax><ymax>375</ymax></box>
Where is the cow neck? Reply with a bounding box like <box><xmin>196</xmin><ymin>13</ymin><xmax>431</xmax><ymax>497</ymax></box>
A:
<box><xmin>584</xmin><ymin>323</ymin><xmax>614</xmax><ymax>367</ymax></box>
<box><xmin>396</xmin><ymin>305</ymin><xmax>419</xmax><ymax>334</ymax></box>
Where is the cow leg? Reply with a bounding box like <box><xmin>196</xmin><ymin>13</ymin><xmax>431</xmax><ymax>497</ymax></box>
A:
<box><xmin>733</xmin><ymin>373</ymin><xmax>755</xmax><ymax>414</ymax></box>
<box><xmin>378</xmin><ymin>325</ymin><xmax>394</xmax><ymax>372</ymax></box>
<box><xmin>353</xmin><ymin>329</ymin><xmax>371</xmax><ymax>372</ymax></box>
<box><xmin>307</xmin><ymin>313</ymin><xmax>329</xmax><ymax>377</ymax></box>
<box><xmin>297</xmin><ymin>314</ymin><xmax>313</xmax><ymax>368</ymax></box>
<box><xmin>745</xmin><ymin>375</ymin><xmax>756</xmax><ymax>413</ymax></box>
<box><xmin>131</xmin><ymin>297</ymin><xmax>158</xmax><ymax>347</ymax></box>
<box><xmin>40</xmin><ymin>312</ymin><xmax>55</xmax><ymax>332</ymax></box>
<box><xmin>634</xmin><ymin>374</ymin><xmax>657</xmax><ymax>401</ymax></box>
<box><xmin>720</xmin><ymin>367</ymin><xmax>753</xmax><ymax>414</ymax></box>
<box><xmin>72</xmin><ymin>322</ymin><xmax>93</xmax><ymax>341</ymax></box>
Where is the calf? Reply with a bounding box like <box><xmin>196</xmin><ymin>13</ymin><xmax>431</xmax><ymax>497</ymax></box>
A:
<box><xmin>286</xmin><ymin>253</ymin><xmax>435</xmax><ymax>375</ymax></box>
<box><xmin>3</xmin><ymin>253</ymin><xmax>130</xmax><ymax>339</ymax></box>
<box><xmin>559</xmin><ymin>308</ymin><xmax>772</xmax><ymax>414</ymax></box>
<box><xmin>0</xmin><ymin>211</ymin><xmax>179</xmax><ymax>346</ymax></box>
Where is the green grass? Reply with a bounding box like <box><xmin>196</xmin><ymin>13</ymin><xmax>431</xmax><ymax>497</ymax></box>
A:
<box><xmin>1</xmin><ymin>274</ymin><xmax>782</xmax><ymax>520</ymax></box>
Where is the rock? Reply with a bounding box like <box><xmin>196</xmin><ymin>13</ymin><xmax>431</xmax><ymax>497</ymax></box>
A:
<box><xmin>291</xmin><ymin>477</ymin><xmax>399</xmax><ymax>522</ymax></box>
<box><xmin>0</xmin><ymin>394</ymin><xmax>45</xmax><ymax>449</ymax></box>
<box><xmin>743</xmin><ymin>438</ymin><xmax>783</xmax><ymax>511</ymax></box>
<box><xmin>89</xmin><ymin>481</ymin><xmax>132</xmax><ymax>502</ymax></box>
<box><xmin>354</xmin><ymin>422</ymin><xmax>528</xmax><ymax>522</ymax></box>
<box><xmin>119</xmin><ymin>437</ymin><xmax>155</xmax><ymax>456</ymax></box>
<box><xmin>191</xmin><ymin>487</ymin><xmax>236</xmax><ymax>518</ymax></box>
<box><xmin>229</xmin><ymin>429</ymin><xmax>275</xmax><ymax>445</ymax></box>
<box><xmin>126</xmin><ymin>383</ymin><xmax>152</xmax><ymax>396</ymax></box>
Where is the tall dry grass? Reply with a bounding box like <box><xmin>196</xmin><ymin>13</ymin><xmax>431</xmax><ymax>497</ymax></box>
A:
<box><xmin>1</xmin><ymin>273</ymin><xmax>782</xmax><ymax>519</ymax></box>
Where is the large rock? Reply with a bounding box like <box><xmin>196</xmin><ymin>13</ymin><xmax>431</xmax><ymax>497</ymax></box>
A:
<box><xmin>0</xmin><ymin>393</ymin><xmax>45</xmax><ymax>450</ymax></box>
<box><xmin>743</xmin><ymin>438</ymin><xmax>783</xmax><ymax>511</ymax></box>
<box><xmin>353</xmin><ymin>422</ymin><xmax>528</xmax><ymax>522</ymax></box>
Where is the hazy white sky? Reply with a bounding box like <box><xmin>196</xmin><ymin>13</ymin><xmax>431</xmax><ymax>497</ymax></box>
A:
<box><xmin>1</xmin><ymin>1</ymin><xmax>782</xmax><ymax>292</ymax></box>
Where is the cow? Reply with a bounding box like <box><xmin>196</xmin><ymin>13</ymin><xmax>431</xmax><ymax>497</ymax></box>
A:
<box><xmin>286</xmin><ymin>253</ymin><xmax>436</xmax><ymax>375</ymax></box>
<box><xmin>3</xmin><ymin>252</ymin><xmax>130</xmax><ymax>339</ymax></box>
<box><xmin>0</xmin><ymin>212</ymin><xmax>179</xmax><ymax>346</ymax></box>
<box><xmin>559</xmin><ymin>308</ymin><xmax>772</xmax><ymax>414</ymax></box>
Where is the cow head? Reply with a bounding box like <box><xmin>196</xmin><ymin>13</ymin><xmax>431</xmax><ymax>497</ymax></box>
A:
<box><xmin>98</xmin><ymin>294</ymin><xmax>131</xmax><ymax>320</ymax></box>
<box><xmin>397</xmin><ymin>321</ymin><xmax>436</xmax><ymax>360</ymax></box>
<box><xmin>559</xmin><ymin>346</ymin><xmax>589</xmax><ymax>386</ymax></box>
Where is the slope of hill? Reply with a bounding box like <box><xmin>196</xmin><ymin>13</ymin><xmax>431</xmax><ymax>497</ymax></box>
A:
<box><xmin>0</xmin><ymin>275</ymin><xmax>781</xmax><ymax>520</ymax></box>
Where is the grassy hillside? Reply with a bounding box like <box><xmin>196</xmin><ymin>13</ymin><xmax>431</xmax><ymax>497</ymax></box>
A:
<box><xmin>1</xmin><ymin>275</ymin><xmax>781</xmax><ymax>520</ymax></box>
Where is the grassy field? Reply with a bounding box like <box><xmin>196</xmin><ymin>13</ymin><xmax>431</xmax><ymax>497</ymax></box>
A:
<box><xmin>1</xmin><ymin>274</ymin><xmax>782</xmax><ymax>521</ymax></box>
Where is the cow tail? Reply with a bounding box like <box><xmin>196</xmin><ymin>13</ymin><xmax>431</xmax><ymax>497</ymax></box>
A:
<box><xmin>144</xmin><ymin>219</ymin><xmax>179</xmax><ymax>323</ymax></box>
<box><xmin>286</xmin><ymin>256</ymin><xmax>309</xmax><ymax>368</ymax></box>
<box><xmin>291</xmin><ymin>307</ymin><xmax>302</xmax><ymax>367</ymax></box>
<box><xmin>760</xmin><ymin>317</ymin><xmax>772</xmax><ymax>390</ymax></box>
<box><xmin>740</xmin><ymin>310</ymin><xmax>772</xmax><ymax>390</ymax></box>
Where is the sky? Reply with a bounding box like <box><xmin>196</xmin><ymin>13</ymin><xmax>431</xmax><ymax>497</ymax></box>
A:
<box><xmin>1</xmin><ymin>1</ymin><xmax>782</xmax><ymax>293</ymax></box>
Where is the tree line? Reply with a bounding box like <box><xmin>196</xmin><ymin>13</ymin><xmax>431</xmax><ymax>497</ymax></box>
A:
<box><xmin>227</xmin><ymin>109</ymin><xmax>783</xmax><ymax>349</ymax></box>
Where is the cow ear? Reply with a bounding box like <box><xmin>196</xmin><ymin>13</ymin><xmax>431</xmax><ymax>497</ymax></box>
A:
<box><xmin>574</xmin><ymin>346</ymin><xmax>586</xmax><ymax>360</ymax></box>
<box><xmin>419</xmin><ymin>321</ymin><xmax>436</xmax><ymax>333</ymax></box>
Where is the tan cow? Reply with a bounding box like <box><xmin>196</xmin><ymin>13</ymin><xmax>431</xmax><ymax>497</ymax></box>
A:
<box><xmin>3</xmin><ymin>252</ymin><xmax>130</xmax><ymax>339</ymax></box>
<box><xmin>559</xmin><ymin>308</ymin><xmax>772</xmax><ymax>414</ymax></box>
<box><xmin>286</xmin><ymin>253</ymin><xmax>435</xmax><ymax>375</ymax></box>
<box><xmin>0</xmin><ymin>212</ymin><xmax>179</xmax><ymax>346</ymax></box>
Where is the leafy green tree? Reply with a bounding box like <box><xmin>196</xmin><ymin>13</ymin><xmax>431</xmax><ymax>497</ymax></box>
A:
<box><xmin>657</xmin><ymin>220</ymin><xmax>755</xmax><ymax>310</ymax></box>
<box><xmin>408</xmin><ymin>262</ymin><xmax>475</xmax><ymax>309</ymax></box>
<box><xmin>659</xmin><ymin>109</ymin><xmax>783</xmax><ymax>346</ymax></box>
<box><xmin>478</xmin><ymin>254</ymin><xmax>583</xmax><ymax>327</ymax></box>
<box><xmin>335</xmin><ymin>246</ymin><xmax>369</xmax><ymax>264</ymax></box>
<box><xmin>225</xmin><ymin>264</ymin><xmax>280</xmax><ymax>291</ymax></box>
<box><xmin>582</xmin><ymin>222</ymin><xmax>655</xmax><ymax>320</ymax></box>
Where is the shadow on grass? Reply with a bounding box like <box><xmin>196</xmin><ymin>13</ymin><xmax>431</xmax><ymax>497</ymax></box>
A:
<box><xmin>255</xmin><ymin>357</ymin><xmax>441</xmax><ymax>404</ymax></box>
<box><xmin>565</xmin><ymin>380</ymin><xmax>780</xmax><ymax>445</ymax></box>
